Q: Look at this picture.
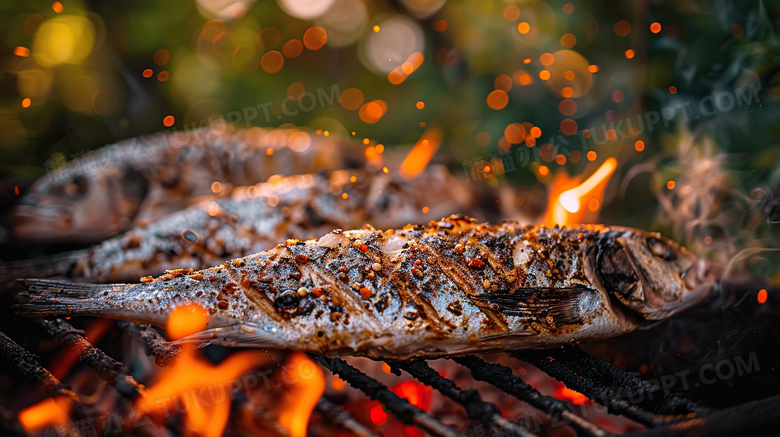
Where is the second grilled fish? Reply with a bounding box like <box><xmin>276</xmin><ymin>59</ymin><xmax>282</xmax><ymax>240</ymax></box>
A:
<box><xmin>10</xmin><ymin>127</ymin><xmax>357</xmax><ymax>243</ymax></box>
<box><xmin>3</xmin><ymin>166</ymin><xmax>485</xmax><ymax>283</ymax></box>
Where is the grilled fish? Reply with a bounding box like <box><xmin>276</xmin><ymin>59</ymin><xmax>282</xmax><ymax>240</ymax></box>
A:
<box><xmin>16</xmin><ymin>216</ymin><xmax>715</xmax><ymax>359</ymax></box>
<box><xmin>10</xmin><ymin>126</ymin><xmax>357</xmax><ymax>243</ymax></box>
<box><xmin>2</xmin><ymin>166</ymin><xmax>485</xmax><ymax>283</ymax></box>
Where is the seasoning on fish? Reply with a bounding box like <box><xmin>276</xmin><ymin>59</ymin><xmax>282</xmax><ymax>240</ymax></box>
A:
<box><xmin>2</xmin><ymin>166</ymin><xmax>487</xmax><ymax>283</ymax></box>
<box><xmin>9</xmin><ymin>126</ymin><xmax>359</xmax><ymax>243</ymax></box>
<box><xmin>15</xmin><ymin>215</ymin><xmax>716</xmax><ymax>359</ymax></box>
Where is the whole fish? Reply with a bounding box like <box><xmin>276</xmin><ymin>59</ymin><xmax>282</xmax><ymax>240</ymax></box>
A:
<box><xmin>2</xmin><ymin>166</ymin><xmax>486</xmax><ymax>283</ymax></box>
<box><xmin>10</xmin><ymin>126</ymin><xmax>357</xmax><ymax>243</ymax></box>
<box><xmin>16</xmin><ymin>215</ymin><xmax>715</xmax><ymax>359</ymax></box>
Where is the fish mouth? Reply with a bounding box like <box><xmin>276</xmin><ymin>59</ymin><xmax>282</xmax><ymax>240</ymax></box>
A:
<box><xmin>615</xmin><ymin>236</ymin><xmax>713</xmax><ymax>321</ymax></box>
<box><xmin>9</xmin><ymin>205</ymin><xmax>73</xmax><ymax>240</ymax></box>
<box><xmin>642</xmin><ymin>260</ymin><xmax>716</xmax><ymax>320</ymax></box>
<box><xmin>587</xmin><ymin>230</ymin><xmax>712</xmax><ymax>324</ymax></box>
<box><xmin>9</xmin><ymin>205</ymin><xmax>107</xmax><ymax>243</ymax></box>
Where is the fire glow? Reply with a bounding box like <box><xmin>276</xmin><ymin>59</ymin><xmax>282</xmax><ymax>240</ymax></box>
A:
<box><xmin>277</xmin><ymin>353</ymin><xmax>326</xmax><ymax>437</ymax></box>
<box><xmin>399</xmin><ymin>127</ymin><xmax>442</xmax><ymax>179</ymax></box>
<box><xmin>546</xmin><ymin>157</ymin><xmax>618</xmax><ymax>226</ymax></box>
<box><xmin>136</xmin><ymin>303</ymin><xmax>265</xmax><ymax>437</ymax></box>
<box><xmin>18</xmin><ymin>397</ymin><xmax>71</xmax><ymax>432</ymax></box>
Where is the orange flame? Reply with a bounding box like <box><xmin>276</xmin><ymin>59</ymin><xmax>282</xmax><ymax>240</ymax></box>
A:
<box><xmin>399</xmin><ymin>127</ymin><xmax>442</xmax><ymax>179</ymax></box>
<box><xmin>137</xmin><ymin>304</ymin><xmax>265</xmax><ymax>437</ymax></box>
<box><xmin>18</xmin><ymin>397</ymin><xmax>72</xmax><ymax>432</ymax></box>
<box><xmin>166</xmin><ymin>302</ymin><xmax>209</xmax><ymax>340</ymax></box>
<box><xmin>545</xmin><ymin>157</ymin><xmax>617</xmax><ymax>226</ymax></box>
<box><xmin>277</xmin><ymin>352</ymin><xmax>326</xmax><ymax>437</ymax></box>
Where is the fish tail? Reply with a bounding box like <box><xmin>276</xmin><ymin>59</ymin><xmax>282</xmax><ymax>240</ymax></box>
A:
<box><xmin>14</xmin><ymin>279</ymin><xmax>129</xmax><ymax>318</ymax></box>
<box><xmin>0</xmin><ymin>250</ymin><xmax>85</xmax><ymax>283</ymax></box>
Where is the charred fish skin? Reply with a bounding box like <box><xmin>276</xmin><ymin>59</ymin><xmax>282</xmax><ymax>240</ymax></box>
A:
<box><xmin>9</xmin><ymin>126</ymin><xmax>358</xmax><ymax>244</ymax></box>
<box><xmin>16</xmin><ymin>216</ymin><xmax>713</xmax><ymax>359</ymax></box>
<box><xmin>1</xmin><ymin>166</ymin><xmax>484</xmax><ymax>284</ymax></box>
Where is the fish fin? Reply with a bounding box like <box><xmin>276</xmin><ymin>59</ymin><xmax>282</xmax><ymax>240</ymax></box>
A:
<box><xmin>14</xmin><ymin>279</ymin><xmax>126</xmax><ymax>318</ymax></box>
<box><xmin>469</xmin><ymin>286</ymin><xmax>590</xmax><ymax>324</ymax></box>
<box><xmin>171</xmin><ymin>324</ymin><xmax>292</xmax><ymax>349</ymax></box>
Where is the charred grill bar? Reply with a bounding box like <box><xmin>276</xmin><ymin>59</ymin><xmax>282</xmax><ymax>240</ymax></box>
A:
<box><xmin>314</xmin><ymin>397</ymin><xmax>382</xmax><ymax>437</ymax></box>
<box><xmin>311</xmin><ymin>355</ymin><xmax>460</xmax><ymax>437</ymax></box>
<box><xmin>389</xmin><ymin>359</ymin><xmax>535</xmax><ymax>436</ymax></box>
<box><xmin>0</xmin><ymin>329</ymin><xmax>137</xmax><ymax>436</ymax></box>
<box><xmin>0</xmin><ymin>331</ymin><xmax>81</xmax><ymax>404</ymax></box>
<box><xmin>36</xmin><ymin>319</ymin><xmax>145</xmax><ymax>401</ymax></box>
<box><xmin>452</xmin><ymin>355</ymin><xmax>608</xmax><ymax>437</ymax></box>
<box><xmin>514</xmin><ymin>347</ymin><xmax>708</xmax><ymax>424</ymax></box>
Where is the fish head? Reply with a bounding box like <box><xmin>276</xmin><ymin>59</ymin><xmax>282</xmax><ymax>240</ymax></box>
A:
<box><xmin>10</xmin><ymin>165</ymin><xmax>149</xmax><ymax>243</ymax></box>
<box><xmin>592</xmin><ymin>228</ymin><xmax>714</xmax><ymax>321</ymax></box>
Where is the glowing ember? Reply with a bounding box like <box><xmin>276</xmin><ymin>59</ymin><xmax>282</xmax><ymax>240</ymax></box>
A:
<box><xmin>546</xmin><ymin>157</ymin><xmax>617</xmax><ymax>226</ymax></box>
<box><xmin>399</xmin><ymin>127</ymin><xmax>442</xmax><ymax>179</ymax></box>
<box><xmin>14</xmin><ymin>46</ymin><xmax>30</xmax><ymax>57</ymax></box>
<box><xmin>555</xmin><ymin>384</ymin><xmax>589</xmax><ymax>405</ymax></box>
<box><xmin>370</xmin><ymin>404</ymin><xmax>388</xmax><ymax>425</ymax></box>
<box><xmin>18</xmin><ymin>397</ymin><xmax>71</xmax><ymax>432</ymax></box>
<box><xmin>757</xmin><ymin>289</ymin><xmax>768</xmax><ymax>304</ymax></box>
<box><xmin>392</xmin><ymin>380</ymin><xmax>432</xmax><ymax>411</ymax></box>
<box><xmin>277</xmin><ymin>353</ymin><xmax>326</xmax><ymax>437</ymax></box>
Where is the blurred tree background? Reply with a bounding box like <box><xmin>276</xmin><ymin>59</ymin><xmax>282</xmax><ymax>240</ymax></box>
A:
<box><xmin>0</xmin><ymin>0</ymin><xmax>779</xmax><ymax>274</ymax></box>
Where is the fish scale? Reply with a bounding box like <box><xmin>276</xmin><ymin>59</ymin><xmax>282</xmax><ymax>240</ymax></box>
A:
<box><xmin>16</xmin><ymin>215</ymin><xmax>716</xmax><ymax>359</ymax></box>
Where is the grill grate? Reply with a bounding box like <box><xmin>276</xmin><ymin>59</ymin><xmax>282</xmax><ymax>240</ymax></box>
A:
<box><xmin>312</xmin><ymin>355</ymin><xmax>460</xmax><ymax>437</ymax></box>
<box><xmin>452</xmin><ymin>355</ymin><xmax>607</xmax><ymax>437</ymax></box>
<box><xmin>515</xmin><ymin>347</ymin><xmax>709</xmax><ymax>424</ymax></box>
<box><xmin>388</xmin><ymin>359</ymin><xmax>535</xmax><ymax>436</ymax></box>
<box><xmin>3</xmin><ymin>319</ymin><xmax>780</xmax><ymax>437</ymax></box>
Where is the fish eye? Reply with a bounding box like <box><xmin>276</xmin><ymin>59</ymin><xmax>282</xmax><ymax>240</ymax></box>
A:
<box><xmin>63</xmin><ymin>175</ymin><xmax>88</xmax><ymax>196</ymax></box>
<box><xmin>647</xmin><ymin>237</ymin><xmax>676</xmax><ymax>261</ymax></box>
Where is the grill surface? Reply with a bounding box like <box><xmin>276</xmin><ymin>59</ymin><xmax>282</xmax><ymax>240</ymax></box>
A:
<box><xmin>3</xmin><ymin>313</ymin><xmax>780</xmax><ymax>437</ymax></box>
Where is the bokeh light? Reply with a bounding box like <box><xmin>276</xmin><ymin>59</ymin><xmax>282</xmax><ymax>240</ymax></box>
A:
<box><xmin>540</xmin><ymin>50</ymin><xmax>593</xmax><ymax>98</ymax></box>
<box><xmin>361</xmin><ymin>16</ymin><xmax>424</xmax><ymax>74</ymax></box>
<box><xmin>32</xmin><ymin>15</ymin><xmax>96</xmax><ymax>67</ymax></box>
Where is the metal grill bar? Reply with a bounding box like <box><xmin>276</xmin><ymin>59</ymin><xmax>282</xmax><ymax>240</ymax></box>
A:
<box><xmin>513</xmin><ymin>346</ymin><xmax>709</xmax><ymax>425</ymax></box>
<box><xmin>37</xmin><ymin>319</ymin><xmax>145</xmax><ymax>400</ymax></box>
<box><xmin>316</xmin><ymin>397</ymin><xmax>382</xmax><ymax>437</ymax></box>
<box><xmin>311</xmin><ymin>355</ymin><xmax>459</xmax><ymax>437</ymax></box>
<box><xmin>0</xmin><ymin>330</ymin><xmax>80</xmax><ymax>403</ymax></box>
<box><xmin>452</xmin><ymin>355</ymin><xmax>608</xmax><ymax>437</ymax></box>
<box><xmin>0</xmin><ymin>329</ymin><xmax>129</xmax><ymax>436</ymax></box>
<box><xmin>636</xmin><ymin>394</ymin><xmax>780</xmax><ymax>437</ymax></box>
<box><xmin>390</xmin><ymin>360</ymin><xmax>536</xmax><ymax>437</ymax></box>
<box><xmin>117</xmin><ymin>321</ymin><xmax>181</xmax><ymax>366</ymax></box>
